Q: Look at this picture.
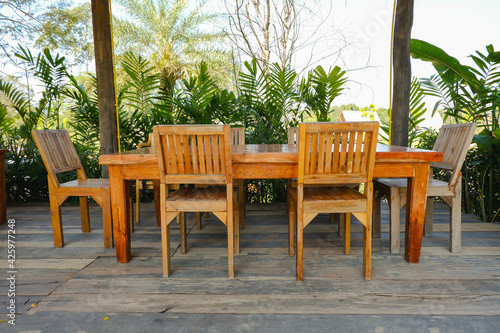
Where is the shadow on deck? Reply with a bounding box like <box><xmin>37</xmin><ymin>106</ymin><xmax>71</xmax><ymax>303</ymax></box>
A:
<box><xmin>2</xmin><ymin>201</ymin><xmax>500</xmax><ymax>332</ymax></box>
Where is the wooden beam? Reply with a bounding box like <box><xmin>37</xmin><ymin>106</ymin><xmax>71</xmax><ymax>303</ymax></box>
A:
<box><xmin>91</xmin><ymin>0</ymin><xmax>118</xmax><ymax>178</ymax></box>
<box><xmin>391</xmin><ymin>0</ymin><xmax>414</xmax><ymax>147</ymax></box>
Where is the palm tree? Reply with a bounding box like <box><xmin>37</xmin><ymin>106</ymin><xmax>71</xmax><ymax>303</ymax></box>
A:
<box><xmin>113</xmin><ymin>0</ymin><xmax>234</xmax><ymax>94</ymax></box>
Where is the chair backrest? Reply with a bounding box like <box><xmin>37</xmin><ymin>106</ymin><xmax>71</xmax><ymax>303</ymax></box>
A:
<box><xmin>32</xmin><ymin>130</ymin><xmax>86</xmax><ymax>187</ymax></box>
<box><xmin>153</xmin><ymin>125</ymin><xmax>232</xmax><ymax>185</ymax></box>
<box><xmin>431</xmin><ymin>123</ymin><xmax>477</xmax><ymax>186</ymax></box>
<box><xmin>230</xmin><ymin>127</ymin><xmax>245</xmax><ymax>145</ymax></box>
<box><xmin>137</xmin><ymin>133</ymin><xmax>155</xmax><ymax>149</ymax></box>
<box><xmin>297</xmin><ymin>122</ymin><xmax>379</xmax><ymax>185</ymax></box>
<box><xmin>288</xmin><ymin>127</ymin><xmax>299</xmax><ymax>144</ymax></box>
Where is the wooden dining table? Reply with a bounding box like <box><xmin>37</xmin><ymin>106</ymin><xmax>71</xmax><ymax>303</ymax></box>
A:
<box><xmin>99</xmin><ymin>143</ymin><xmax>442</xmax><ymax>264</ymax></box>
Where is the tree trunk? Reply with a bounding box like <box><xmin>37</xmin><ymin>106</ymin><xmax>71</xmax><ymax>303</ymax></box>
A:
<box><xmin>391</xmin><ymin>0</ymin><xmax>414</xmax><ymax>147</ymax></box>
<box><xmin>91</xmin><ymin>0</ymin><xmax>118</xmax><ymax>178</ymax></box>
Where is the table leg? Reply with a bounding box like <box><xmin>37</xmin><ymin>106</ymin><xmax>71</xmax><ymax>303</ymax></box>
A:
<box><xmin>404</xmin><ymin>163</ymin><xmax>430</xmax><ymax>263</ymax></box>
<box><xmin>109</xmin><ymin>165</ymin><xmax>131</xmax><ymax>263</ymax></box>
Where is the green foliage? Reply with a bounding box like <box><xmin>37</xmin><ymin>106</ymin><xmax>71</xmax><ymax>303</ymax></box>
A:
<box><xmin>299</xmin><ymin>65</ymin><xmax>347</xmax><ymax>122</ymax></box>
<box><xmin>238</xmin><ymin>59</ymin><xmax>301</xmax><ymax>144</ymax></box>
<box><xmin>412</xmin><ymin>40</ymin><xmax>500</xmax><ymax>222</ymax></box>
<box><xmin>3</xmin><ymin>45</ymin><xmax>351</xmax><ymax>204</ymax></box>
<box><xmin>380</xmin><ymin>77</ymin><xmax>431</xmax><ymax>146</ymax></box>
<box><xmin>34</xmin><ymin>3</ymin><xmax>94</xmax><ymax>69</ymax></box>
<box><xmin>113</xmin><ymin>0</ymin><xmax>234</xmax><ymax>90</ymax></box>
<box><xmin>15</xmin><ymin>46</ymin><xmax>69</xmax><ymax>129</ymax></box>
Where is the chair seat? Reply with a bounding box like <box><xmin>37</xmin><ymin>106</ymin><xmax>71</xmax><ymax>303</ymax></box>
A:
<box><xmin>59</xmin><ymin>179</ymin><xmax>110</xmax><ymax>189</ymax></box>
<box><xmin>375</xmin><ymin>178</ymin><xmax>454</xmax><ymax>196</ymax></box>
<box><xmin>167</xmin><ymin>187</ymin><xmax>228</xmax><ymax>212</ymax></box>
<box><xmin>302</xmin><ymin>187</ymin><xmax>366</xmax><ymax>213</ymax></box>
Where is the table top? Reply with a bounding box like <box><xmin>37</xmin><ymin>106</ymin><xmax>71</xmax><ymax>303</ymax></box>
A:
<box><xmin>99</xmin><ymin>143</ymin><xmax>442</xmax><ymax>165</ymax></box>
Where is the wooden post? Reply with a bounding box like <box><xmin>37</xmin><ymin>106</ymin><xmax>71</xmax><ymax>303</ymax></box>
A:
<box><xmin>91</xmin><ymin>0</ymin><xmax>118</xmax><ymax>178</ymax></box>
<box><xmin>391</xmin><ymin>0</ymin><xmax>414</xmax><ymax>147</ymax></box>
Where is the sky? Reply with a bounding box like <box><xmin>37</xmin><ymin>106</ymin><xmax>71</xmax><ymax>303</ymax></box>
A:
<box><xmin>60</xmin><ymin>0</ymin><xmax>500</xmax><ymax>110</ymax></box>
<box><xmin>323</xmin><ymin>0</ymin><xmax>500</xmax><ymax>109</ymax></box>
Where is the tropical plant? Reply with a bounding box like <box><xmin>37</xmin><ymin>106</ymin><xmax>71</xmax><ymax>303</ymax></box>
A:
<box><xmin>380</xmin><ymin>77</ymin><xmax>430</xmax><ymax>146</ymax></box>
<box><xmin>15</xmin><ymin>46</ymin><xmax>69</xmax><ymax>129</ymax></box>
<box><xmin>113</xmin><ymin>0</ymin><xmax>234</xmax><ymax>93</ymax></box>
<box><xmin>174</xmin><ymin>61</ymin><xmax>240</xmax><ymax>125</ymax></box>
<box><xmin>34</xmin><ymin>2</ymin><xmax>94</xmax><ymax>70</ymax></box>
<box><xmin>238</xmin><ymin>59</ymin><xmax>300</xmax><ymax>144</ymax></box>
<box><xmin>298</xmin><ymin>65</ymin><xmax>347</xmax><ymax>122</ymax></box>
<box><xmin>411</xmin><ymin>39</ymin><xmax>500</xmax><ymax>222</ymax></box>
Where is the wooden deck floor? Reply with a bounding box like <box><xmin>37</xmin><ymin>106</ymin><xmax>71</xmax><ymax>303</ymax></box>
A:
<box><xmin>2</xmin><ymin>201</ymin><xmax>500</xmax><ymax>332</ymax></box>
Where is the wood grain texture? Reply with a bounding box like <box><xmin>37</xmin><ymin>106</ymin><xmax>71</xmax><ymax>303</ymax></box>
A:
<box><xmin>31</xmin><ymin>130</ymin><xmax>114</xmax><ymax>248</ymax></box>
<box><xmin>100</xmin><ymin>141</ymin><xmax>442</xmax><ymax>265</ymax></box>
<box><xmin>4</xmin><ymin>201</ymin><xmax>500</xmax><ymax>329</ymax></box>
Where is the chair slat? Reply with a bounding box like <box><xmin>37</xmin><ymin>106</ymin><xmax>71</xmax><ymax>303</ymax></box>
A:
<box><xmin>213</xmin><ymin>135</ymin><xmax>220</xmax><ymax>174</ymax></box>
<box><xmin>298</xmin><ymin>122</ymin><xmax>379</xmax><ymax>184</ymax></box>
<box><xmin>317</xmin><ymin>132</ymin><xmax>326</xmax><ymax>174</ymax></box>
<box><xmin>204</xmin><ymin>135</ymin><xmax>213</xmax><ymax>174</ymax></box>
<box><xmin>288</xmin><ymin>127</ymin><xmax>299</xmax><ymax>144</ymax></box>
<box><xmin>353</xmin><ymin>131</ymin><xmax>363</xmax><ymax>173</ymax></box>
<box><xmin>153</xmin><ymin>125</ymin><xmax>230</xmax><ymax>183</ymax></box>
<box><xmin>196</xmin><ymin>135</ymin><xmax>206</xmax><ymax>174</ymax></box>
<box><xmin>339</xmin><ymin>131</ymin><xmax>348</xmax><ymax>173</ymax></box>
<box><xmin>182</xmin><ymin>135</ymin><xmax>192</xmax><ymax>174</ymax></box>
<box><xmin>324</xmin><ymin>132</ymin><xmax>333</xmax><ymax>173</ymax></box>
<box><xmin>346</xmin><ymin>131</ymin><xmax>356</xmax><ymax>173</ymax></box>
<box><xmin>310</xmin><ymin>133</ymin><xmax>318</xmax><ymax>174</ymax></box>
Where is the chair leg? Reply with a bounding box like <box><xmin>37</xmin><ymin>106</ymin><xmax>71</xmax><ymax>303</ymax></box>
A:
<box><xmin>227</xmin><ymin>217</ymin><xmax>235</xmax><ymax>278</ymax></box>
<box><xmin>344</xmin><ymin>213</ymin><xmax>350</xmax><ymax>255</ymax></box>
<box><xmin>227</xmin><ymin>186</ymin><xmax>235</xmax><ymax>279</ymax></box>
<box><xmin>287</xmin><ymin>194</ymin><xmax>295</xmax><ymax>256</ymax></box>
<box><xmin>372</xmin><ymin>190</ymin><xmax>382</xmax><ymax>238</ymax></box>
<box><xmin>296</xmin><ymin>188</ymin><xmax>304</xmax><ymax>282</ymax></box>
<box><xmin>101</xmin><ymin>189</ymin><xmax>114</xmax><ymax>249</ymax></box>
<box><xmin>180</xmin><ymin>213</ymin><xmax>187</xmax><ymax>254</ymax></box>
<box><xmin>239</xmin><ymin>179</ymin><xmax>245</xmax><ymax>229</ymax></box>
<box><xmin>449</xmin><ymin>198</ymin><xmax>461</xmax><ymax>253</ymax></box>
<box><xmin>49</xmin><ymin>196</ymin><xmax>64</xmax><ymax>248</ymax></box>
<box><xmin>153</xmin><ymin>180</ymin><xmax>161</xmax><ymax>228</ymax></box>
<box><xmin>79</xmin><ymin>196</ymin><xmax>90</xmax><ymax>233</ymax></box>
<box><xmin>135</xmin><ymin>180</ymin><xmax>141</xmax><ymax>223</ymax></box>
<box><xmin>337</xmin><ymin>213</ymin><xmax>345</xmax><ymax>236</ymax></box>
<box><xmin>196</xmin><ymin>212</ymin><xmax>202</xmax><ymax>229</ymax></box>
<box><xmin>449</xmin><ymin>181</ymin><xmax>462</xmax><ymax>253</ymax></box>
<box><xmin>162</xmin><ymin>222</ymin><xmax>171</xmax><ymax>277</ymax></box>
<box><xmin>424</xmin><ymin>197</ymin><xmax>434</xmax><ymax>237</ymax></box>
<box><xmin>242</xmin><ymin>180</ymin><xmax>247</xmax><ymax>219</ymax></box>
<box><xmin>363</xmin><ymin>218</ymin><xmax>372</xmax><ymax>280</ymax></box>
<box><xmin>389</xmin><ymin>188</ymin><xmax>402</xmax><ymax>253</ymax></box>
<box><xmin>234</xmin><ymin>190</ymin><xmax>240</xmax><ymax>255</ymax></box>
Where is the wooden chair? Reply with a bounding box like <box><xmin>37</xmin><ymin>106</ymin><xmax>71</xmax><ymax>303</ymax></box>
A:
<box><xmin>287</xmin><ymin>126</ymin><xmax>344</xmax><ymax>234</ymax></box>
<box><xmin>288</xmin><ymin>126</ymin><xmax>299</xmax><ymax>144</ymax></box>
<box><xmin>153</xmin><ymin>124</ymin><xmax>238</xmax><ymax>278</ymax></box>
<box><xmin>135</xmin><ymin>134</ymin><xmax>178</xmax><ymax>225</ymax></box>
<box><xmin>32</xmin><ymin>130</ymin><xmax>113</xmax><ymax>248</ymax></box>
<box><xmin>231</xmin><ymin>127</ymin><xmax>246</xmax><ymax>228</ymax></box>
<box><xmin>373</xmin><ymin>123</ymin><xmax>477</xmax><ymax>253</ymax></box>
<box><xmin>135</xmin><ymin>134</ymin><xmax>154</xmax><ymax>224</ymax></box>
<box><xmin>288</xmin><ymin>121</ymin><xmax>379</xmax><ymax>281</ymax></box>
<box><xmin>196</xmin><ymin>126</ymin><xmax>246</xmax><ymax>229</ymax></box>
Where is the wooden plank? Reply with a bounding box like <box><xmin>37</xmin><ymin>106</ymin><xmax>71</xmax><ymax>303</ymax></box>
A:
<box><xmin>34</xmin><ymin>291</ymin><xmax>500</xmax><ymax>315</ymax></box>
